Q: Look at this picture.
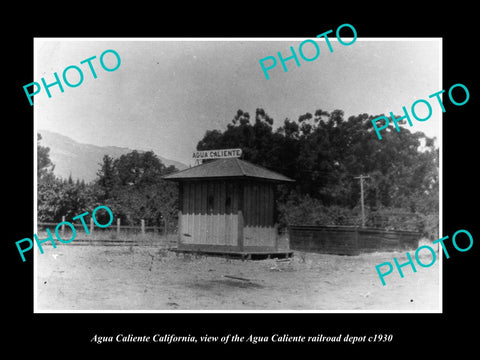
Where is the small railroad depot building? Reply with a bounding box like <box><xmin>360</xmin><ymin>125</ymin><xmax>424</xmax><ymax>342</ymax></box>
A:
<box><xmin>164</xmin><ymin>157</ymin><xmax>294</xmax><ymax>258</ymax></box>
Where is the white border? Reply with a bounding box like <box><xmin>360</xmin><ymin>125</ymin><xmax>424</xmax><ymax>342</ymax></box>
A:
<box><xmin>33</xmin><ymin>37</ymin><xmax>443</xmax><ymax>314</ymax></box>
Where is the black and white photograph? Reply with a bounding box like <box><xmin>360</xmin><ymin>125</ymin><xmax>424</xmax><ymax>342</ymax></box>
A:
<box><xmin>6</xmin><ymin>6</ymin><xmax>479</xmax><ymax>354</ymax></box>
<box><xmin>33</xmin><ymin>38</ymin><xmax>442</xmax><ymax>312</ymax></box>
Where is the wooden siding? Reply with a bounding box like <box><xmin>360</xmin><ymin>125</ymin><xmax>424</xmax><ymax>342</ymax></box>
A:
<box><xmin>179</xmin><ymin>180</ymin><xmax>239</xmax><ymax>247</ymax></box>
<box><xmin>243</xmin><ymin>181</ymin><xmax>276</xmax><ymax>249</ymax></box>
<box><xmin>178</xmin><ymin>179</ymin><xmax>279</xmax><ymax>251</ymax></box>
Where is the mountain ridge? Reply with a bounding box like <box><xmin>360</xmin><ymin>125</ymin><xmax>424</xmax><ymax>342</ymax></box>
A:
<box><xmin>38</xmin><ymin>129</ymin><xmax>187</xmax><ymax>183</ymax></box>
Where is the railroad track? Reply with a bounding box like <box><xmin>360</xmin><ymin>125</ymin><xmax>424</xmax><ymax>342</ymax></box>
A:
<box><xmin>42</xmin><ymin>238</ymin><xmax>176</xmax><ymax>246</ymax></box>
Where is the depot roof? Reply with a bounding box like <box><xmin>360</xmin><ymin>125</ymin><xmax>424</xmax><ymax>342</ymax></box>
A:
<box><xmin>163</xmin><ymin>158</ymin><xmax>295</xmax><ymax>183</ymax></box>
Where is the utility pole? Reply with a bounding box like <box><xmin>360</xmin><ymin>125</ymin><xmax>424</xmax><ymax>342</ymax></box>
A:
<box><xmin>354</xmin><ymin>175</ymin><xmax>370</xmax><ymax>227</ymax></box>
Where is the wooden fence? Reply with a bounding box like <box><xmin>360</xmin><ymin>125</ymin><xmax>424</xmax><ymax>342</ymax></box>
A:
<box><xmin>37</xmin><ymin>218</ymin><xmax>177</xmax><ymax>246</ymax></box>
<box><xmin>288</xmin><ymin>225</ymin><xmax>420</xmax><ymax>255</ymax></box>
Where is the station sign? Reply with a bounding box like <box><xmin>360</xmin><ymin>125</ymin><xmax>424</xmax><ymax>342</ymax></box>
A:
<box><xmin>192</xmin><ymin>148</ymin><xmax>242</xmax><ymax>160</ymax></box>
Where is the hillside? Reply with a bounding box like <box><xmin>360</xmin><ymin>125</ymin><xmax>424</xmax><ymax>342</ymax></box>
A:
<box><xmin>38</xmin><ymin>129</ymin><xmax>187</xmax><ymax>183</ymax></box>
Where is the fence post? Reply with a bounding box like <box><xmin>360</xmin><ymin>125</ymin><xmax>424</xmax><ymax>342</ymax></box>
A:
<box><xmin>117</xmin><ymin>218</ymin><xmax>121</xmax><ymax>236</ymax></box>
<box><xmin>141</xmin><ymin>219</ymin><xmax>145</xmax><ymax>236</ymax></box>
<box><xmin>61</xmin><ymin>216</ymin><xmax>65</xmax><ymax>237</ymax></box>
<box><xmin>90</xmin><ymin>216</ymin><xmax>94</xmax><ymax>234</ymax></box>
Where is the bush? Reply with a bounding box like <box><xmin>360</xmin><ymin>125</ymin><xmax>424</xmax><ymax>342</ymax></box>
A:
<box><xmin>277</xmin><ymin>194</ymin><xmax>361</xmax><ymax>227</ymax></box>
<box><xmin>278</xmin><ymin>194</ymin><xmax>438</xmax><ymax>239</ymax></box>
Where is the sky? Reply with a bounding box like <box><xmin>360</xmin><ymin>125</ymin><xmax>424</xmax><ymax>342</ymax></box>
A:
<box><xmin>35</xmin><ymin>38</ymin><xmax>441</xmax><ymax>166</ymax></box>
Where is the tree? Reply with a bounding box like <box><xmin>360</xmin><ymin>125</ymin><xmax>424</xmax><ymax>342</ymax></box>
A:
<box><xmin>197</xmin><ymin>108</ymin><xmax>282</xmax><ymax>169</ymax></box>
<box><xmin>93</xmin><ymin>150</ymin><xmax>179</xmax><ymax>226</ymax></box>
<box><xmin>38</xmin><ymin>133</ymin><xmax>59</xmax><ymax>221</ymax></box>
<box><xmin>38</xmin><ymin>133</ymin><xmax>100</xmax><ymax>222</ymax></box>
<box><xmin>195</xmin><ymin>108</ymin><xmax>439</xmax><ymax>235</ymax></box>
<box><xmin>37</xmin><ymin>133</ymin><xmax>55</xmax><ymax>182</ymax></box>
<box><xmin>95</xmin><ymin>154</ymin><xmax>117</xmax><ymax>200</ymax></box>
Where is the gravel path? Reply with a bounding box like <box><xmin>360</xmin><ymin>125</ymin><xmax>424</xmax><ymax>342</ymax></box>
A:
<box><xmin>35</xmin><ymin>244</ymin><xmax>440</xmax><ymax>311</ymax></box>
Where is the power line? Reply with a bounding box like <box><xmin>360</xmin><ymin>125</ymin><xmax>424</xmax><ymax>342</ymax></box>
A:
<box><xmin>354</xmin><ymin>175</ymin><xmax>370</xmax><ymax>227</ymax></box>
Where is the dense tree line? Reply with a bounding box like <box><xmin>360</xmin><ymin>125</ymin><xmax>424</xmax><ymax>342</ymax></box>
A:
<box><xmin>37</xmin><ymin>134</ymin><xmax>178</xmax><ymax>228</ymax></box>
<box><xmin>38</xmin><ymin>105</ymin><xmax>439</xmax><ymax>238</ymax></box>
<box><xmin>94</xmin><ymin>151</ymin><xmax>178</xmax><ymax>227</ymax></box>
<box><xmin>197</xmin><ymin>108</ymin><xmax>439</xmax><ymax>237</ymax></box>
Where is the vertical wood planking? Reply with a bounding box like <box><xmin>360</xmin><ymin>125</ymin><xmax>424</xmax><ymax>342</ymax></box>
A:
<box><xmin>270</xmin><ymin>185</ymin><xmax>274</xmax><ymax>224</ymax></box>
<box><xmin>262</xmin><ymin>183</ymin><xmax>272</xmax><ymax>245</ymax></box>
<box><xmin>243</xmin><ymin>181</ymin><xmax>250</xmax><ymax>245</ymax></box>
<box><xmin>184</xmin><ymin>182</ymin><xmax>190</xmax><ymax>243</ymax></box>
<box><xmin>195</xmin><ymin>181</ymin><xmax>202</xmax><ymax>243</ymax></box>
<box><xmin>190</xmin><ymin>182</ymin><xmax>195</xmax><ymax>241</ymax></box>
<box><xmin>270</xmin><ymin>184</ymin><xmax>275</xmax><ymax>244</ymax></box>
<box><xmin>233</xmin><ymin>181</ymin><xmax>237</xmax><ymax>247</ymax></box>
<box><xmin>255</xmin><ymin>182</ymin><xmax>260</xmax><ymax>227</ymax></box>
<box><xmin>212</xmin><ymin>180</ymin><xmax>217</xmax><ymax>245</ymax></box>
<box><xmin>247</xmin><ymin>181</ymin><xmax>252</xmax><ymax>226</ymax></box>
<box><xmin>260</xmin><ymin>183</ymin><xmax>264</xmax><ymax>227</ymax></box>
<box><xmin>179</xmin><ymin>186</ymin><xmax>183</xmax><ymax>244</ymax></box>
<box><xmin>214</xmin><ymin>180</ymin><xmax>220</xmax><ymax>245</ymax></box>
<box><xmin>233</xmin><ymin>182</ymin><xmax>238</xmax><ymax>245</ymax></box>
<box><xmin>237</xmin><ymin>181</ymin><xmax>244</xmax><ymax>251</ymax></box>
<box><xmin>188</xmin><ymin>181</ymin><xmax>193</xmax><ymax>242</ymax></box>
<box><xmin>177</xmin><ymin>179</ymin><xmax>281</xmax><ymax>251</ymax></box>
<box><xmin>253</xmin><ymin>182</ymin><xmax>258</xmax><ymax>245</ymax></box>
<box><xmin>225</xmin><ymin>182</ymin><xmax>231</xmax><ymax>245</ymax></box>
<box><xmin>266</xmin><ymin>183</ymin><xmax>272</xmax><ymax>244</ymax></box>
<box><xmin>200</xmin><ymin>182</ymin><xmax>204</xmax><ymax>243</ymax></box>
<box><xmin>251</xmin><ymin>181</ymin><xmax>255</xmax><ymax>226</ymax></box>
<box><xmin>196</xmin><ymin>181</ymin><xmax>200</xmax><ymax>243</ymax></box>
<box><xmin>252</xmin><ymin>181</ymin><xmax>258</xmax><ymax>244</ymax></box>
<box><xmin>207</xmin><ymin>181</ymin><xmax>213</xmax><ymax>245</ymax></box>
<box><xmin>265</xmin><ymin>183</ymin><xmax>271</xmax><ymax>225</ymax></box>
<box><xmin>177</xmin><ymin>182</ymin><xmax>184</xmax><ymax>246</ymax></box>
<box><xmin>219</xmin><ymin>180</ymin><xmax>226</xmax><ymax>245</ymax></box>
<box><xmin>263</xmin><ymin>184</ymin><xmax>268</xmax><ymax>243</ymax></box>
<box><xmin>249</xmin><ymin>181</ymin><xmax>255</xmax><ymax>246</ymax></box>
<box><xmin>231</xmin><ymin>182</ymin><xmax>238</xmax><ymax>245</ymax></box>
<box><xmin>190</xmin><ymin>182</ymin><xmax>196</xmax><ymax>243</ymax></box>
<box><xmin>211</xmin><ymin>180</ymin><xmax>217</xmax><ymax>244</ymax></box>
<box><xmin>200</xmin><ymin>181</ymin><xmax>207</xmax><ymax>245</ymax></box>
<box><xmin>256</xmin><ymin>183</ymin><xmax>260</xmax><ymax>225</ymax></box>
<box><xmin>228</xmin><ymin>181</ymin><xmax>237</xmax><ymax>246</ymax></box>
<box><xmin>182</xmin><ymin>182</ymin><xmax>188</xmax><ymax>243</ymax></box>
<box><xmin>254</xmin><ymin>183</ymin><xmax>260</xmax><ymax>243</ymax></box>
<box><xmin>184</xmin><ymin>182</ymin><xmax>189</xmax><ymax>237</ymax></box>
<box><xmin>260</xmin><ymin>183</ymin><xmax>265</xmax><ymax>227</ymax></box>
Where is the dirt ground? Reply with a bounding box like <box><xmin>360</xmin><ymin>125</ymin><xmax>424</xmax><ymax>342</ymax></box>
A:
<box><xmin>35</xmin><ymin>243</ymin><xmax>440</xmax><ymax>311</ymax></box>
